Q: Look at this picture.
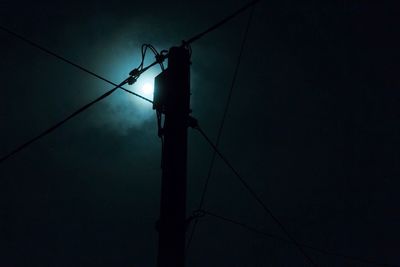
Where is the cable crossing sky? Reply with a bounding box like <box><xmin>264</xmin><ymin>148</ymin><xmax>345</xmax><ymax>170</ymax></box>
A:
<box><xmin>1</xmin><ymin>0</ymin><xmax>395</xmax><ymax>266</ymax></box>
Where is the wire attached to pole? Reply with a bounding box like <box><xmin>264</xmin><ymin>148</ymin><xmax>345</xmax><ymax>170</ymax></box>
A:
<box><xmin>187</xmin><ymin>4</ymin><xmax>256</xmax><ymax>250</ymax></box>
<box><xmin>0</xmin><ymin>27</ymin><xmax>168</xmax><ymax>167</ymax></box>
<box><xmin>0</xmin><ymin>25</ymin><xmax>153</xmax><ymax>103</ymax></box>
<box><xmin>0</xmin><ymin>47</ymin><xmax>163</xmax><ymax>166</ymax></box>
<box><xmin>0</xmin><ymin>79</ymin><xmax>128</xmax><ymax>166</ymax></box>
<box><xmin>193</xmin><ymin>124</ymin><xmax>318</xmax><ymax>267</ymax></box>
<box><xmin>186</xmin><ymin>3</ymin><xmax>255</xmax><ymax>249</ymax></box>
<box><xmin>194</xmin><ymin>209</ymin><xmax>400</xmax><ymax>267</ymax></box>
<box><xmin>183</xmin><ymin>0</ymin><xmax>261</xmax><ymax>45</ymax></box>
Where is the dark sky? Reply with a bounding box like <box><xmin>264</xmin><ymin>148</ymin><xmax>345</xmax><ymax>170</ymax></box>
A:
<box><xmin>0</xmin><ymin>1</ymin><xmax>399</xmax><ymax>266</ymax></box>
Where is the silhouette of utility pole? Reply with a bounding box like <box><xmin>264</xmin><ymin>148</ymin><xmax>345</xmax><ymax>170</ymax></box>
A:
<box><xmin>154</xmin><ymin>46</ymin><xmax>191</xmax><ymax>267</ymax></box>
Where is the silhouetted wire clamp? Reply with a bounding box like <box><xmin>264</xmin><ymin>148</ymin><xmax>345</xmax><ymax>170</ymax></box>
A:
<box><xmin>129</xmin><ymin>68</ymin><xmax>140</xmax><ymax>77</ymax></box>
<box><xmin>188</xmin><ymin>116</ymin><xmax>198</xmax><ymax>129</ymax></box>
<box><xmin>192</xmin><ymin>209</ymin><xmax>206</xmax><ymax>218</ymax></box>
<box><xmin>185</xmin><ymin>209</ymin><xmax>206</xmax><ymax>230</ymax></box>
<box><xmin>155</xmin><ymin>51</ymin><xmax>168</xmax><ymax>64</ymax></box>
<box><xmin>181</xmin><ymin>40</ymin><xmax>189</xmax><ymax>48</ymax></box>
<box><xmin>127</xmin><ymin>76</ymin><xmax>137</xmax><ymax>85</ymax></box>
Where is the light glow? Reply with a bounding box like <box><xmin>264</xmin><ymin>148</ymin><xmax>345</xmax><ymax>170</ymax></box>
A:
<box><xmin>142</xmin><ymin>82</ymin><xmax>154</xmax><ymax>96</ymax></box>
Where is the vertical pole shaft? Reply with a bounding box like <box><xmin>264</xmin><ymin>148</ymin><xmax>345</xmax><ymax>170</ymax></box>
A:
<box><xmin>157</xmin><ymin>46</ymin><xmax>190</xmax><ymax>267</ymax></box>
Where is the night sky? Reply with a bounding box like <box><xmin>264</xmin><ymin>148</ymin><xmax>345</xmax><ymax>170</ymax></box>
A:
<box><xmin>0</xmin><ymin>1</ymin><xmax>399</xmax><ymax>266</ymax></box>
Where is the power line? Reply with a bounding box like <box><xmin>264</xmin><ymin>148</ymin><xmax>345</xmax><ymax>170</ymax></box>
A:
<box><xmin>184</xmin><ymin>0</ymin><xmax>261</xmax><ymax>45</ymax></box>
<box><xmin>193</xmin><ymin>125</ymin><xmax>318</xmax><ymax>266</ymax></box>
<box><xmin>187</xmin><ymin>5</ymin><xmax>256</xmax><ymax>250</ymax></box>
<box><xmin>200</xmin><ymin>209</ymin><xmax>400</xmax><ymax>267</ymax></box>
<box><xmin>0</xmin><ymin>0</ymin><xmax>260</xmax><ymax>108</ymax></box>
<box><xmin>0</xmin><ymin>25</ymin><xmax>153</xmax><ymax>104</ymax></box>
<box><xmin>0</xmin><ymin>79</ymin><xmax>128</xmax><ymax>165</ymax></box>
<box><xmin>0</xmin><ymin>0</ymin><xmax>262</xmax><ymax>167</ymax></box>
<box><xmin>0</xmin><ymin>26</ymin><xmax>165</xmax><ymax>165</ymax></box>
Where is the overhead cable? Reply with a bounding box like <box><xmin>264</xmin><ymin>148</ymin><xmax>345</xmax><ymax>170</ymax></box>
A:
<box><xmin>0</xmin><ymin>79</ymin><xmax>128</xmax><ymax>165</ymax></box>
<box><xmin>194</xmin><ymin>125</ymin><xmax>318</xmax><ymax>266</ymax></box>
<box><xmin>184</xmin><ymin>0</ymin><xmax>261</xmax><ymax>45</ymax></box>
<box><xmin>0</xmin><ymin>25</ymin><xmax>153</xmax><ymax>103</ymax></box>
<box><xmin>200</xmin><ymin>209</ymin><xmax>400</xmax><ymax>267</ymax></box>
<box><xmin>187</xmin><ymin>4</ymin><xmax>256</xmax><ymax>250</ymax></box>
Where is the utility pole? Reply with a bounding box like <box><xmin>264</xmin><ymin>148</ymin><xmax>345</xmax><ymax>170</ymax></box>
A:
<box><xmin>154</xmin><ymin>46</ymin><xmax>191</xmax><ymax>267</ymax></box>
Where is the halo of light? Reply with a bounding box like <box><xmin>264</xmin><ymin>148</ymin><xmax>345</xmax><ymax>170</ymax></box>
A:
<box><xmin>141</xmin><ymin>82</ymin><xmax>154</xmax><ymax>97</ymax></box>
